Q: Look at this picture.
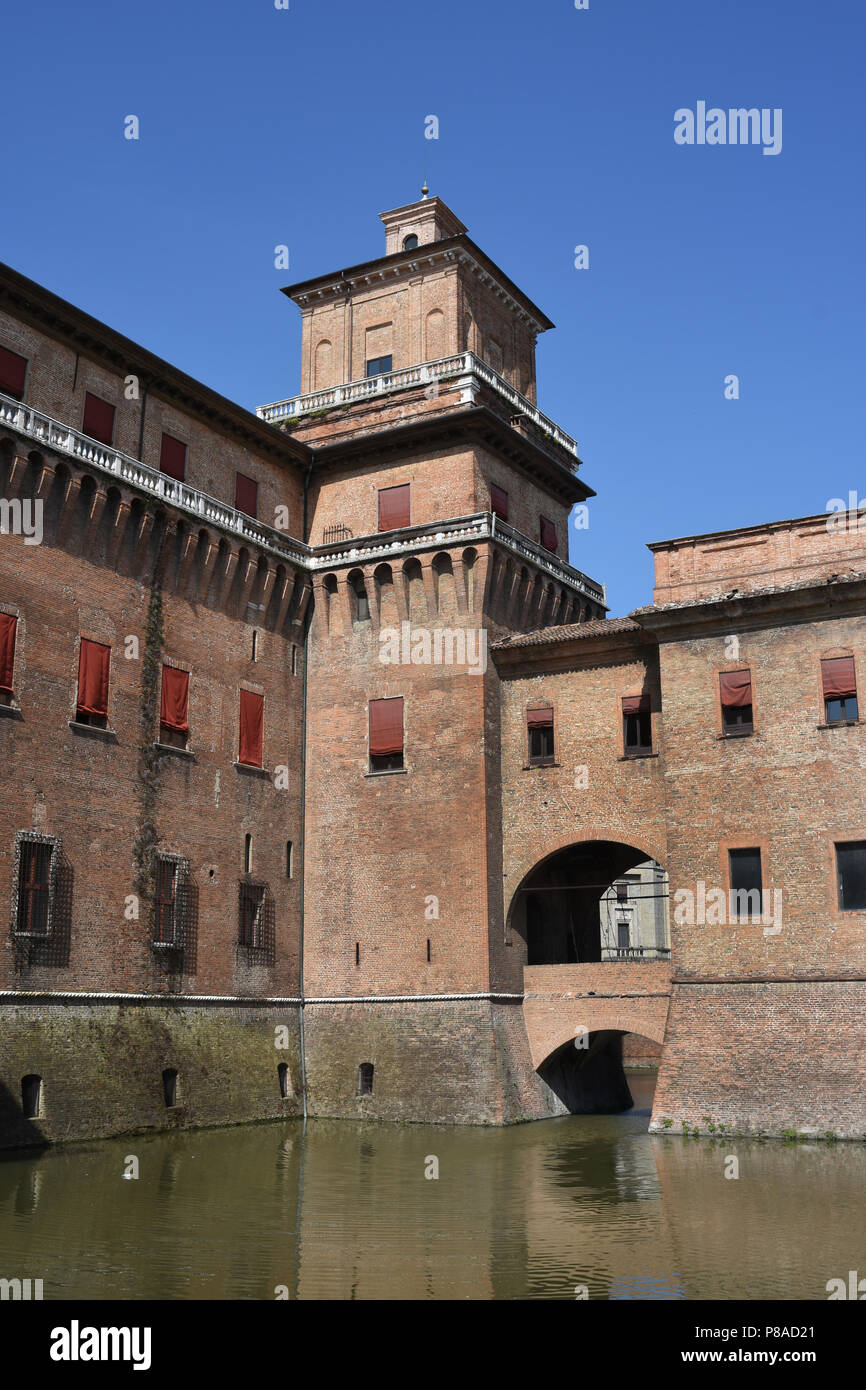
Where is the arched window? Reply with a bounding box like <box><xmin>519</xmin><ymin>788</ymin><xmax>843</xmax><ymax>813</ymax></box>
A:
<box><xmin>348</xmin><ymin>570</ymin><xmax>370</xmax><ymax>623</ymax></box>
<box><xmin>403</xmin><ymin>234</ymin><xmax>418</xmax><ymax>250</ymax></box>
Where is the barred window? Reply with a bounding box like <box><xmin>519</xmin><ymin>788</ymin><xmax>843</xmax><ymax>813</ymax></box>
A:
<box><xmin>13</xmin><ymin>834</ymin><xmax>58</xmax><ymax>937</ymax></box>
<box><xmin>239</xmin><ymin>880</ymin><xmax>266</xmax><ymax>949</ymax></box>
<box><xmin>153</xmin><ymin>854</ymin><xmax>189</xmax><ymax>947</ymax></box>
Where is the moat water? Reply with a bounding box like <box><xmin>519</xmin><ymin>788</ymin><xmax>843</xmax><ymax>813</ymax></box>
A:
<box><xmin>0</xmin><ymin>1075</ymin><xmax>862</xmax><ymax>1300</ymax></box>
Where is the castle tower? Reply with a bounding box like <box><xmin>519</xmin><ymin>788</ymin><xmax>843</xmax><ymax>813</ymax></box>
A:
<box><xmin>258</xmin><ymin>197</ymin><xmax>605</xmax><ymax>1122</ymax></box>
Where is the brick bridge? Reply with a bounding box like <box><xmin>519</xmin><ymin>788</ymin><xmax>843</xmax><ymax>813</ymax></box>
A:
<box><xmin>522</xmin><ymin>962</ymin><xmax>673</xmax><ymax>1071</ymax></box>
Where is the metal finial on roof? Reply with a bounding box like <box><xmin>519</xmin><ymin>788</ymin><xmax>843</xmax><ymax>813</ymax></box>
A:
<box><xmin>421</xmin><ymin>181</ymin><xmax>429</xmax><ymax>199</ymax></box>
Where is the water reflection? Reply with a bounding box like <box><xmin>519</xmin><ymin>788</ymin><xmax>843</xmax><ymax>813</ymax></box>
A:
<box><xmin>0</xmin><ymin>1084</ymin><xmax>863</xmax><ymax>1300</ymax></box>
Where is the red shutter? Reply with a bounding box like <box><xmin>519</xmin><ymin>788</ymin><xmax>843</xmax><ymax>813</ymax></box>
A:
<box><xmin>719</xmin><ymin>669</ymin><xmax>752</xmax><ymax>708</ymax></box>
<box><xmin>369</xmin><ymin>697</ymin><xmax>404</xmax><ymax>755</ymax></box>
<box><xmin>159</xmin><ymin>433</ymin><xmax>187</xmax><ymax>482</ymax></box>
<box><xmin>235</xmin><ymin>473</ymin><xmax>258</xmax><ymax>518</ymax></box>
<box><xmin>378</xmin><ymin>484</ymin><xmax>411</xmax><ymax>532</ymax></box>
<box><xmin>526</xmin><ymin>706</ymin><xmax>554</xmax><ymax>729</ymax></box>
<box><xmin>239</xmin><ymin>689</ymin><xmax>264</xmax><ymax>766</ymax></box>
<box><xmin>490</xmin><ymin>485</ymin><xmax>509</xmax><ymax>521</ymax></box>
<box><xmin>82</xmin><ymin>393</ymin><xmax>115</xmax><ymax>446</ymax></box>
<box><xmin>0</xmin><ymin>346</ymin><xmax>28</xmax><ymax>399</ymax></box>
<box><xmin>0</xmin><ymin>613</ymin><xmax>17</xmax><ymax>691</ymax></box>
<box><xmin>77</xmin><ymin>639</ymin><xmax>110</xmax><ymax>717</ymax></box>
<box><xmin>821</xmin><ymin>657</ymin><xmax>856</xmax><ymax>699</ymax></box>
<box><xmin>622</xmin><ymin>694</ymin><xmax>651</xmax><ymax>715</ymax></box>
<box><xmin>160</xmin><ymin>666</ymin><xmax>190</xmax><ymax>732</ymax></box>
<box><xmin>540</xmin><ymin>516</ymin><xmax>558</xmax><ymax>553</ymax></box>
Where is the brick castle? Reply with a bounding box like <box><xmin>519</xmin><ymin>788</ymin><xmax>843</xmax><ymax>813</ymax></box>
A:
<box><xmin>0</xmin><ymin>195</ymin><xmax>864</xmax><ymax>1147</ymax></box>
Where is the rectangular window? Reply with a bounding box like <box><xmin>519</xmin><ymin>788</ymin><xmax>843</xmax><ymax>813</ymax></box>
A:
<box><xmin>378</xmin><ymin>483</ymin><xmax>411</xmax><ymax>532</ymax></box>
<box><xmin>729</xmin><ymin>847</ymin><xmax>763</xmax><ymax>918</ymax></box>
<box><xmin>490</xmin><ymin>485</ymin><xmax>509</xmax><ymax>522</ymax></box>
<box><xmin>235</xmin><ymin>472</ymin><xmax>258</xmax><ymax>518</ymax></box>
<box><xmin>622</xmin><ymin>694</ymin><xmax>652</xmax><ymax>754</ymax></box>
<box><xmin>369</xmin><ymin>696</ymin><xmax>404</xmax><ymax>772</ymax></box>
<box><xmin>160</xmin><ymin>666</ymin><xmax>190</xmax><ymax>747</ymax></box>
<box><xmin>76</xmin><ymin>638</ymin><xmax>110</xmax><ymax>726</ymax></box>
<box><xmin>720</xmin><ymin>669</ymin><xmax>753</xmax><ymax>734</ymax></box>
<box><xmin>540</xmin><ymin>516</ymin><xmax>558</xmax><ymax>554</ymax></box>
<box><xmin>82</xmin><ymin>392</ymin><xmax>115</xmax><ymax>446</ymax></box>
<box><xmin>153</xmin><ymin>856</ymin><xmax>188</xmax><ymax>946</ymax></box>
<box><xmin>0</xmin><ymin>612</ymin><xmax>18</xmax><ymax>704</ymax></box>
<box><xmin>366</xmin><ymin>355</ymin><xmax>393</xmax><ymax>377</ymax></box>
<box><xmin>0</xmin><ymin>345</ymin><xmax>28</xmax><ymax>400</ymax></box>
<box><xmin>822</xmin><ymin>657</ymin><xmax>858</xmax><ymax>724</ymax></box>
<box><xmin>238</xmin><ymin>689</ymin><xmax>264</xmax><ymax>767</ymax></box>
<box><xmin>159</xmin><ymin>433</ymin><xmax>187</xmax><ymax>482</ymax></box>
<box><xmin>238</xmin><ymin>880</ymin><xmax>266</xmax><ymax>948</ymax></box>
<box><xmin>527</xmin><ymin>706</ymin><xmax>555</xmax><ymax>766</ymax></box>
<box><xmin>836</xmin><ymin>841</ymin><xmax>866</xmax><ymax>911</ymax></box>
<box><xmin>14</xmin><ymin>837</ymin><xmax>55</xmax><ymax>937</ymax></box>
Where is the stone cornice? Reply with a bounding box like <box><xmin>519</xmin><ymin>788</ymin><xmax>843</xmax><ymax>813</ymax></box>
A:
<box><xmin>630</xmin><ymin>573</ymin><xmax>866</xmax><ymax>637</ymax></box>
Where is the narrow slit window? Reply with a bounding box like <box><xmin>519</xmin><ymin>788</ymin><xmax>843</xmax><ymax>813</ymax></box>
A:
<box><xmin>244</xmin><ymin>834</ymin><xmax>252</xmax><ymax>874</ymax></box>
<box><xmin>21</xmin><ymin>1074</ymin><xmax>42</xmax><ymax>1119</ymax></box>
<box><xmin>355</xmin><ymin>941</ymin><xmax>360</xmax><ymax>967</ymax></box>
<box><xmin>162</xmin><ymin>1068</ymin><xmax>179</xmax><ymax>1108</ymax></box>
<box><xmin>278</xmin><ymin>1063</ymin><xmax>291</xmax><ymax>1099</ymax></box>
<box><xmin>286</xmin><ymin>841</ymin><xmax>293</xmax><ymax>878</ymax></box>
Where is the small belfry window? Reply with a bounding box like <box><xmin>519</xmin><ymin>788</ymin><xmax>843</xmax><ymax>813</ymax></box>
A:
<box><xmin>527</xmin><ymin>706</ymin><xmax>555</xmax><ymax>766</ymax></box>
<box><xmin>369</xmin><ymin>696</ymin><xmax>404</xmax><ymax>772</ymax></box>
<box><xmin>366</xmin><ymin>355</ymin><xmax>393</xmax><ymax>377</ymax></box>
<box><xmin>720</xmin><ymin>669</ymin><xmax>753</xmax><ymax>734</ymax></box>
<box><xmin>13</xmin><ymin>833</ymin><xmax>58</xmax><ymax>937</ymax></box>
<box><xmin>623</xmin><ymin>694</ymin><xmax>652</xmax><ymax>754</ymax></box>
<box><xmin>821</xmin><ymin>657</ymin><xmax>858</xmax><ymax>724</ymax></box>
<box><xmin>836</xmin><ymin>841</ymin><xmax>866</xmax><ymax>911</ymax></box>
<box><xmin>402</xmin><ymin>234</ymin><xmax>418</xmax><ymax>250</ymax></box>
<box><xmin>76</xmin><ymin>638</ymin><xmax>110</xmax><ymax>727</ymax></box>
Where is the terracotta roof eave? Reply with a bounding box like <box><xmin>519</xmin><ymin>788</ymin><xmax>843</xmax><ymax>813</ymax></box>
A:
<box><xmin>492</xmin><ymin>616</ymin><xmax>645</xmax><ymax>653</ymax></box>
<box><xmin>0</xmin><ymin>261</ymin><xmax>312</xmax><ymax>469</ymax></box>
<box><xmin>280</xmin><ymin>235</ymin><xmax>555</xmax><ymax>331</ymax></box>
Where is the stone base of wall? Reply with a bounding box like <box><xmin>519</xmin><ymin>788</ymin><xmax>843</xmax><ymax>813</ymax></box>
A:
<box><xmin>650</xmin><ymin>982</ymin><xmax>866</xmax><ymax>1140</ymax></box>
<box><xmin>303</xmin><ymin>1000</ymin><xmax>561</xmax><ymax>1125</ymax></box>
<box><xmin>0</xmin><ymin>1001</ymin><xmax>303</xmax><ymax>1149</ymax></box>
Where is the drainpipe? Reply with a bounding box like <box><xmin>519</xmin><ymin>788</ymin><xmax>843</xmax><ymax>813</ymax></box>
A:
<box><xmin>136</xmin><ymin>378</ymin><xmax>150</xmax><ymax>461</ymax></box>
<box><xmin>297</xmin><ymin>451</ymin><xmax>314</xmax><ymax>1122</ymax></box>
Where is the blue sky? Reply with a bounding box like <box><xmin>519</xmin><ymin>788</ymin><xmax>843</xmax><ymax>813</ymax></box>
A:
<box><xmin>3</xmin><ymin>0</ymin><xmax>864</xmax><ymax>615</ymax></box>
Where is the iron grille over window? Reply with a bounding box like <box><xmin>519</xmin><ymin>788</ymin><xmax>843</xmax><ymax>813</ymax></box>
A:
<box><xmin>14</xmin><ymin>838</ymin><xmax>54</xmax><ymax>936</ymax></box>
<box><xmin>237</xmin><ymin>878</ymin><xmax>275</xmax><ymax>964</ymax></box>
<box><xmin>323</xmin><ymin>524</ymin><xmax>353</xmax><ymax>544</ymax></box>
<box><xmin>153</xmin><ymin>855</ymin><xmax>190</xmax><ymax>949</ymax></box>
